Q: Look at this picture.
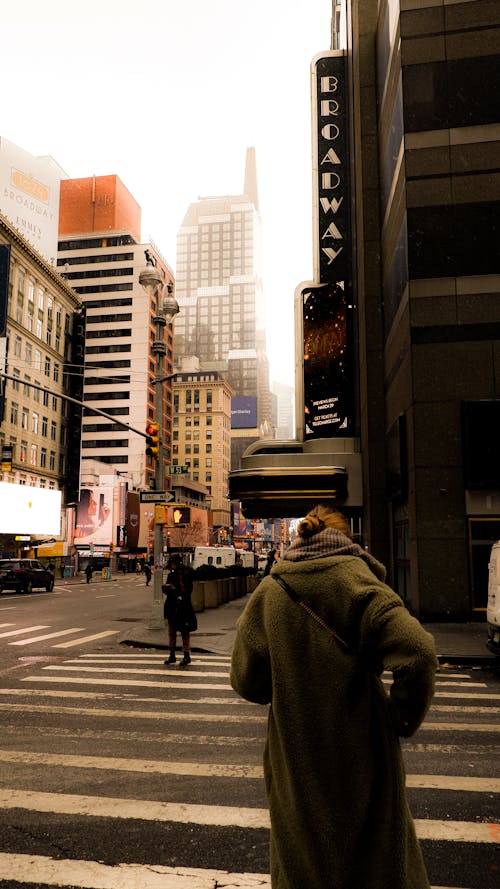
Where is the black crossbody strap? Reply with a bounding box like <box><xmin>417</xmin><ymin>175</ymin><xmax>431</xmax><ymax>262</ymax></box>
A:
<box><xmin>272</xmin><ymin>574</ymin><xmax>354</xmax><ymax>655</ymax></box>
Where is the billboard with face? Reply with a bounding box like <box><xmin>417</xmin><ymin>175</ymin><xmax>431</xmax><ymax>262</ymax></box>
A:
<box><xmin>74</xmin><ymin>487</ymin><xmax>113</xmax><ymax>545</ymax></box>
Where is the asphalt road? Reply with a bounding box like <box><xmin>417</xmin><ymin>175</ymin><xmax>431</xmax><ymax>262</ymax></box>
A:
<box><xmin>0</xmin><ymin>578</ymin><xmax>498</xmax><ymax>888</ymax></box>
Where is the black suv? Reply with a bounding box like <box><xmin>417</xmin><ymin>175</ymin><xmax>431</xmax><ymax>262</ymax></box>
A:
<box><xmin>0</xmin><ymin>559</ymin><xmax>55</xmax><ymax>594</ymax></box>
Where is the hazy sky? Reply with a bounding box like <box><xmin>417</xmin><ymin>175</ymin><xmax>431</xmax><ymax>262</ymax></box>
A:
<box><xmin>2</xmin><ymin>0</ymin><xmax>333</xmax><ymax>385</ymax></box>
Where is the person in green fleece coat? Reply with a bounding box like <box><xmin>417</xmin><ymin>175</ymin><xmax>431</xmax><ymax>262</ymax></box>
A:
<box><xmin>230</xmin><ymin>505</ymin><xmax>438</xmax><ymax>889</ymax></box>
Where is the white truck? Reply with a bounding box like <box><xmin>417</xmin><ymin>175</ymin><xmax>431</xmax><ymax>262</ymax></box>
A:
<box><xmin>487</xmin><ymin>540</ymin><xmax>500</xmax><ymax>655</ymax></box>
<box><xmin>191</xmin><ymin>546</ymin><xmax>256</xmax><ymax>571</ymax></box>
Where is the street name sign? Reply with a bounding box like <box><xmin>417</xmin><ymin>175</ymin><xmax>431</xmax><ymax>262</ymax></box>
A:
<box><xmin>139</xmin><ymin>491</ymin><xmax>175</xmax><ymax>503</ymax></box>
<box><xmin>167</xmin><ymin>465</ymin><xmax>189</xmax><ymax>475</ymax></box>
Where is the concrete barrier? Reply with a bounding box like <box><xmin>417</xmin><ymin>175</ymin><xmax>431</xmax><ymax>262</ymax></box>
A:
<box><xmin>203</xmin><ymin>579</ymin><xmax>219</xmax><ymax>609</ymax></box>
<box><xmin>191</xmin><ymin>581</ymin><xmax>205</xmax><ymax>613</ymax></box>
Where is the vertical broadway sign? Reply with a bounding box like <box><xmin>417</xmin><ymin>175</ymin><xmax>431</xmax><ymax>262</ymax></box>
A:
<box><xmin>302</xmin><ymin>51</ymin><xmax>354</xmax><ymax>439</ymax></box>
<box><xmin>0</xmin><ymin>244</ymin><xmax>10</xmax><ymax>424</ymax></box>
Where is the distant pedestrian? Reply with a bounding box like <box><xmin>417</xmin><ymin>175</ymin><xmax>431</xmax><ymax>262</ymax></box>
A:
<box><xmin>162</xmin><ymin>554</ymin><xmax>197</xmax><ymax>667</ymax></box>
<box><xmin>84</xmin><ymin>563</ymin><xmax>93</xmax><ymax>584</ymax></box>
<box><xmin>144</xmin><ymin>563</ymin><xmax>152</xmax><ymax>586</ymax></box>
<box><xmin>231</xmin><ymin>504</ymin><xmax>438</xmax><ymax>889</ymax></box>
<box><xmin>263</xmin><ymin>548</ymin><xmax>276</xmax><ymax>576</ymax></box>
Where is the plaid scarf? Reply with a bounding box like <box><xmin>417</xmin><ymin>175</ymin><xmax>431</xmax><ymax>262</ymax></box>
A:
<box><xmin>282</xmin><ymin>528</ymin><xmax>386</xmax><ymax>581</ymax></box>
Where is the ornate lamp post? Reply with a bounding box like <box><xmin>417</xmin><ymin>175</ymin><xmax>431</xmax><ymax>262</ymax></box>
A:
<box><xmin>139</xmin><ymin>252</ymin><xmax>179</xmax><ymax>629</ymax></box>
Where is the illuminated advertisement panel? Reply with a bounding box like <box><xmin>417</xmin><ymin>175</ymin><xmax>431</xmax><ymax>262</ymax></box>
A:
<box><xmin>231</xmin><ymin>395</ymin><xmax>258</xmax><ymax>429</ymax></box>
<box><xmin>74</xmin><ymin>487</ymin><xmax>113</xmax><ymax>546</ymax></box>
<box><xmin>0</xmin><ymin>483</ymin><xmax>61</xmax><ymax>534</ymax></box>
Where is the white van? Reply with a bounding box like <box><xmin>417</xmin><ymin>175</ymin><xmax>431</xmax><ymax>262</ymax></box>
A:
<box><xmin>192</xmin><ymin>546</ymin><xmax>237</xmax><ymax>570</ymax></box>
<box><xmin>191</xmin><ymin>546</ymin><xmax>256</xmax><ymax>571</ymax></box>
<box><xmin>486</xmin><ymin>541</ymin><xmax>500</xmax><ymax>655</ymax></box>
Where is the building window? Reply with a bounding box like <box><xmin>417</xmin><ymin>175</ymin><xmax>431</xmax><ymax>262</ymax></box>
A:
<box><xmin>31</xmin><ymin>413</ymin><xmax>39</xmax><ymax>434</ymax></box>
<box><xmin>51</xmin><ymin>421</ymin><xmax>57</xmax><ymax>441</ymax></box>
<box><xmin>49</xmin><ymin>451</ymin><xmax>56</xmax><ymax>471</ymax></box>
<box><xmin>10</xmin><ymin>403</ymin><xmax>18</xmax><ymax>424</ymax></box>
<box><xmin>30</xmin><ymin>444</ymin><xmax>37</xmax><ymax>466</ymax></box>
<box><xmin>42</xmin><ymin>416</ymin><xmax>48</xmax><ymax>437</ymax></box>
<box><xmin>40</xmin><ymin>448</ymin><xmax>47</xmax><ymax>468</ymax></box>
<box><xmin>22</xmin><ymin>408</ymin><xmax>29</xmax><ymax>430</ymax></box>
<box><xmin>44</xmin><ymin>357</ymin><xmax>51</xmax><ymax>377</ymax></box>
<box><xmin>20</xmin><ymin>441</ymin><xmax>27</xmax><ymax>462</ymax></box>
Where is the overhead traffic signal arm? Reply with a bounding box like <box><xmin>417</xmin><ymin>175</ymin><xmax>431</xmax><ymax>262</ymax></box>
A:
<box><xmin>145</xmin><ymin>422</ymin><xmax>160</xmax><ymax>458</ymax></box>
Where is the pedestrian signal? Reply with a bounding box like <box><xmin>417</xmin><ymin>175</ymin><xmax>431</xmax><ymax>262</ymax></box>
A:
<box><xmin>145</xmin><ymin>422</ymin><xmax>160</xmax><ymax>458</ymax></box>
<box><xmin>172</xmin><ymin>506</ymin><xmax>191</xmax><ymax>526</ymax></box>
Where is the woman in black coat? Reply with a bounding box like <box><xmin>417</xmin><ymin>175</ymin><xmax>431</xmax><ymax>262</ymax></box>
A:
<box><xmin>162</xmin><ymin>554</ymin><xmax>197</xmax><ymax>667</ymax></box>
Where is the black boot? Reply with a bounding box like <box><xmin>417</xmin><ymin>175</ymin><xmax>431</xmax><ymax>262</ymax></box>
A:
<box><xmin>179</xmin><ymin>652</ymin><xmax>191</xmax><ymax>668</ymax></box>
<box><xmin>164</xmin><ymin>648</ymin><xmax>176</xmax><ymax>665</ymax></box>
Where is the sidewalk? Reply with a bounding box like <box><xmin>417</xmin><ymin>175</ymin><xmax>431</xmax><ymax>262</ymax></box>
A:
<box><xmin>117</xmin><ymin>592</ymin><xmax>497</xmax><ymax>667</ymax></box>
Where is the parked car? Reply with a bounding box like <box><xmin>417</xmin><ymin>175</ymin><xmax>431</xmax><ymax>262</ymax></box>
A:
<box><xmin>0</xmin><ymin>559</ymin><xmax>55</xmax><ymax>594</ymax></box>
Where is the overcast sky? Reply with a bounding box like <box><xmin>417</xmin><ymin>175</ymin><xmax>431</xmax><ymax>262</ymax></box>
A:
<box><xmin>2</xmin><ymin>0</ymin><xmax>333</xmax><ymax>385</ymax></box>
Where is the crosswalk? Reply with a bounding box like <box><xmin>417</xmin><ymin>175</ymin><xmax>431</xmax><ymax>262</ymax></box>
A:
<box><xmin>0</xmin><ymin>622</ymin><xmax>120</xmax><ymax>648</ymax></box>
<box><xmin>0</xmin><ymin>652</ymin><xmax>498</xmax><ymax>888</ymax></box>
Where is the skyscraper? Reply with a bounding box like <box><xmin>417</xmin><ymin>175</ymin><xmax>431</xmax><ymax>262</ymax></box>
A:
<box><xmin>58</xmin><ymin>175</ymin><xmax>175</xmax><ymax>491</ymax></box>
<box><xmin>174</xmin><ymin>148</ymin><xmax>272</xmax><ymax>469</ymax></box>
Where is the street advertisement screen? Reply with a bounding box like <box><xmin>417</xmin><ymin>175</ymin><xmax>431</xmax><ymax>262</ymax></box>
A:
<box><xmin>303</xmin><ymin>282</ymin><xmax>354</xmax><ymax>438</ymax></box>
<box><xmin>231</xmin><ymin>395</ymin><xmax>258</xmax><ymax>429</ymax></box>
<box><xmin>0</xmin><ymin>483</ymin><xmax>61</xmax><ymax>534</ymax></box>
<box><xmin>74</xmin><ymin>487</ymin><xmax>113</xmax><ymax>545</ymax></box>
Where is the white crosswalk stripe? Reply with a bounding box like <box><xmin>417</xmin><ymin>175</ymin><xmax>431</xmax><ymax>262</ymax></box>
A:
<box><xmin>0</xmin><ymin>652</ymin><xmax>497</xmax><ymax>888</ymax></box>
<box><xmin>0</xmin><ymin>622</ymin><xmax>120</xmax><ymax>648</ymax></box>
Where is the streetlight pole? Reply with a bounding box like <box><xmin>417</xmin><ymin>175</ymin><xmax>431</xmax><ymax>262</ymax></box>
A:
<box><xmin>139</xmin><ymin>254</ymin><xmax>179</xmax><ymax>629</ymax></box>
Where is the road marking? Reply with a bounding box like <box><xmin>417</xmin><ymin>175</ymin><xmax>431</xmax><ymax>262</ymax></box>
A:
<box><xmin>0</xmin><ymin>625</ymin><xmax>49</xmax><ymax>639</ymax></box>
<box><xmin>24</xmin><ymin>675</ymin><xmax>233</xmax><ymax>690</ymax></box>
<box><xmin>0</xmin><ymin>749</ymin><xmax>263</xmax><ymax>779</ymax></box>
<box><xmin>0</xmin><ymin>789</ymin><xmax>498</xmax><ymax>843</ymax></box>
<box><xmin>0</xmin><ymin>854</ymin><xmax>274</xmax><ymax>889</ymax></box>
<box><xmin>0</xmin><ymin>750</ymin><xmax>498</xmax><ymax>792</ymax></box>
<box><xmin>0</xmin><ymin>622</ymin><xmax>15</xmax><ymax>626</ymax></box>
<box><xmin>422</xmin><ymin>722</ymin><xmax>500</xmax><ymax>733</ymax></box>
<box><xmin>53</xmin><ymin>631</ymin><xmax>120</xmax><ymax>648</ymax></box>
<box><xmin>0</xmin><ymin>853</ymin><xmax>470</xmax><ymax>889</ymax></box>
<box><xmin>406</xmin><ymin>774</ymin><xmax>500</xmax><ymax>793</ymax></box>
<box><xmin>0</xmin><ymin>702</ymin><xmax>267</xmax><ymax>723</ymax></box>
<box><xmin>43</xmin><ymin>664</ymin><xmax>229</xmax><ymax>678</ymax></box>
<box><xmin>431</xmin><ymin>705</ymin><xmax>500</xmax><ymax>715</ymax></box>
<box><xmin>433</xmin><ymin>691</ymin><xmax>500</xmax><ymax>701</ymax></box>
<box><xmin>9</xmin><ymin>628</ymin><xmax>85</xmax><ymax>646</ymax></box>
<box><xmin>0</xmin><ymin>688</ymin><xmax>249</xmax><ymax>706</ymax></box>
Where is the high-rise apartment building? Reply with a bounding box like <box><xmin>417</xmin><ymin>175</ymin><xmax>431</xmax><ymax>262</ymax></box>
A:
<box><xmin>57</xmin><ymin>175</ymin><xmax>175</xmax><ymax>491</ymax></box>
<box><xmin>174</xmin><ymin>148</ymin><xmax>272</xmax><ymax>469</ymax></box>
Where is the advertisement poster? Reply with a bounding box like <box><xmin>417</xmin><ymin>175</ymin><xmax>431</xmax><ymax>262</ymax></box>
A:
<box><xmin>74</xmin><ymin>487</ymin><xmax>113</xmax><ymax>545</ymax></box>
<box><xmin>303</xmin><ymin>282</ymin><xmax>354</xmax><ymax>438</ymax></box>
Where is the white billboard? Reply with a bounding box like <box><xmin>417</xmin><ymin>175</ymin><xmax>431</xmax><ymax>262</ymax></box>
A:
<box><xmin>0</xmin><ymin>137</ymin><xmax>66</xmax><ymax>263</ymax></box>
<box><xmin>0</xmin><ymin>483</ymin><xmax>61</xmax><ymax>534</ymax></box>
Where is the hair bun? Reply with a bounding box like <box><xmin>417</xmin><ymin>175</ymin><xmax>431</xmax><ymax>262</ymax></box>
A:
<box><xmin>297</xmin><ymin>514</ymin><xmax>325</xmax><ymax>537</ymax></box>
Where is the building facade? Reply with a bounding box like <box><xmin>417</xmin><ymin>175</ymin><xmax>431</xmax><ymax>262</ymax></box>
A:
<box><xmin>348</xmin><ymin>0</ymin><xmax>500</xmax><ymax>618</ymax></box>
<box><xmin>172</xmin><ymin>370</ymin><xmax>232</xmax><ymax>530</ymax></box>
<box><xmin>174</xmin><ymin>148</ymin><xmax>273</xmax><ymax>471</ymax></box>
<box><xmin>57</xmin><ymin>175</ymin><xmax>175</xmax><ymax>492</ymax></box>
<box><xmin>0</xmin><ymin>212</ymin><xmax>83</xmax><ymax>513</ymax></box>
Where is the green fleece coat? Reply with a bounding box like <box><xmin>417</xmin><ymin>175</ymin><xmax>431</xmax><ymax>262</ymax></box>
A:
<box><xmin>230</xmin><ymin>555</ymin><xmax>438</xmax><ymax>889</ymax></box>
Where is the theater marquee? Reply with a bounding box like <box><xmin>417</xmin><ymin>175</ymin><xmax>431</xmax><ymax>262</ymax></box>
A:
<box><xmin>299</xmin><ymin>51</ymin><xmax>355</xmax><ymax>440</ymax></box>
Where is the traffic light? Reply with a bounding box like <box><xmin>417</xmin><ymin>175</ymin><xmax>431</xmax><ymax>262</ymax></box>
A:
<box><xmin>172</xmin><ymin>506</ymin><xmax>191</xmax><ymax>527</ymax></box>
<box><xmin>145</xmin><ymin>421</ymin><xmax>160</xmax><ymax>458</ymax></box>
